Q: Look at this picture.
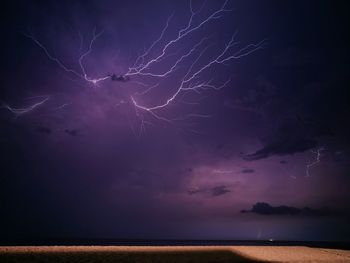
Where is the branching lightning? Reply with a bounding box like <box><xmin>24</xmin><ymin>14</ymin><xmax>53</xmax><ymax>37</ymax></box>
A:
<box><xmin>306</xmin><ymin>147</ymin><xmax>325</xmax><ymax>177</ymax></box>
<box><xmin>127</xmin><ymin>0</ymin><xmax>266</xmax><ymax>121</ymax></box>
<box><xmin>24</xmin><ymin>28</ymin><xmax>109</xmax><ymax>86</ymax></box>
<box><xmin>23</xmin><ymin>0</ymin><xmax>265</xmax><ymax>129</ymax></box>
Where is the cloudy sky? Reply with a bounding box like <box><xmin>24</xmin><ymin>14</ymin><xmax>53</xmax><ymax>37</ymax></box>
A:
<box><xmin>1</xmin><ymin>0</ymin><xmax>350</xmax><ymax>241</ymax></box>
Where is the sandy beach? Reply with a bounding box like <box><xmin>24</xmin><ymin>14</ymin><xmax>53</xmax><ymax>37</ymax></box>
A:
<box><xmin>1</xmin><ymin>245</ymin><xmax>350</xmax><ymax>262</ymax></box>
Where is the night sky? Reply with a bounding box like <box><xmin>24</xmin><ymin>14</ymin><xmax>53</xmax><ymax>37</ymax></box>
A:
<box><xmin>1</xmin><ymin>0</ymin><xmax>350</xmax><ymax>241</ymax></box>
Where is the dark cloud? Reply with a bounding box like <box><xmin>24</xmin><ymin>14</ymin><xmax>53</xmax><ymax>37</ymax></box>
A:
<box><xmin>188</xmin><ymin>185</ymin><xmax>231</xmax><ymax>197</ymax></box>
<box><xmin>188</xmin><ymin>188</ymin><xmax>206</xmax><ymax>195</ymax></box>
<box><xmin>241</xmin><ymin>108</ymin><xmax>335</xmax><ymax>160</ymax></box>
<box><xmin>211</xmin><ymin>186</ymin><xmax>231</xmax><ymax>197</ymax></box>
<box><xmin>280</xmin><ymin>160</ymin><xmax>287</xmax><ymax>164</ymax></box>
<box><xmin>64</xmin><ymin>129</ymin><xmax>79</xmax><ymax>136</ymax></box>
<box><xmin>241</xmin><ymin>202</ymin><xmax>339</xmax><ymax>217</ymax></box>
<box><xmin>333</xmin><ymin>151</ymin><xmax>346</xmax><ymax>163</ymax></box>
<box><xmin>216</xmin><ymin>143</ymin><xmax>225</xmax><ymax>150</ymax></box>
<box><xmin>241</xmin><ymin>168</ymin><xmax>255</xmax><ymax>173</ymax></box>
<box><xmin>243</xmin><ymin>137</ymin><xmax>317</xmax><ymax>161</ymax></box>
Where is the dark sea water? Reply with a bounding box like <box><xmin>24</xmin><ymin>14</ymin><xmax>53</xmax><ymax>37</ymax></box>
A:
<box><xmin>1</xmin><ymin>239</ymin><xmax>349</xmax><ymax>249</ymax></box>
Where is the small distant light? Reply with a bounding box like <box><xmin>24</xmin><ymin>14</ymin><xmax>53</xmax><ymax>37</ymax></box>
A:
<box><xmin>269</xmin><ymin>238</ymin><xmax>274</xmax><ymax>242</ymax></box>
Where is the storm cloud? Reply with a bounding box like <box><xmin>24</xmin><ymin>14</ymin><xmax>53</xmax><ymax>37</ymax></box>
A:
<box><xmin>243</xmin><ymin>137</ymin><xmax>317</xmax><ymax>161</ymax></box>
<box><xmin>241</xmin><ymin>202</ymin><xmax>339</xmax><ymax>217</ymax></box>
<box><xmin>188</xmin><ymin>185</ymin><xmax>231</xmax><ymax>197</ymax></box>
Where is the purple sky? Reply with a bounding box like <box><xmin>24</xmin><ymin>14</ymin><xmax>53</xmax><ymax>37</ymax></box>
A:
<box><xmin>1</xmin><ymin>0</ymin><xmax>350</xmax><ymax>241</ymax></box>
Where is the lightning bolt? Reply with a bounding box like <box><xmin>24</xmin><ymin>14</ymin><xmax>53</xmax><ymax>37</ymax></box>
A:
<box><xmin>24</xmin><ymin>0</ymin><xmax>265</xmax><ymax>131</ymax></box>
<box><xmin>1</xmin><ymin>96</ymin><xmax>50</xmax><ymax>117</ymax></box>
<box><xmin>306</xmin><ymin>147</ymin><xmax>325</xmax><ymax>177</ymax></box>
<box><xmin>128</xmin><ymin>0</ymin><xmax>266</xmax><ymax>122</ymax></box>
<box><xmin>126</xmin><ymin>0</ymin><xmax>231</xmax><ymax>77</ymax></box>
<box><xmin>24</xmin><ymin>28</ymin><xmax>109</xmax><ymax>86</ymax></box>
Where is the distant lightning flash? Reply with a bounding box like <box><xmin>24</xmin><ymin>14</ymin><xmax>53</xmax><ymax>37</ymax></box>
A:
<box><xmin>1</xmin><ymin>96</ymin><xmax>50</xmax><ymax>117</ymax></box>
<box><xmin>56</xmin><ymin>102</ymin><xmax>72</xmax><ymax>110</ymax></box>
<box><xmin>24</xmin><ymin>0</ymin><xmax>265</xmax><ymax>129</ymax></box>
<box><xmin>306</xmin><ymin>147</ymin><xmax>325</xmax><ymax>177</ymax></box>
